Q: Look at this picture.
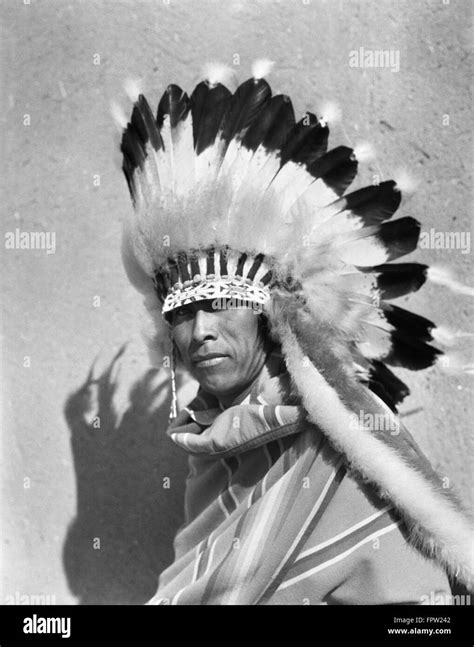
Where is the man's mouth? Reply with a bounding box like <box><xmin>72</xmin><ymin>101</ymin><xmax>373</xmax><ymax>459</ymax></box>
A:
<box><xmin>192</xmin><ymin>353</ymin><xmax>228</xmax><ymax>368</ymax></box>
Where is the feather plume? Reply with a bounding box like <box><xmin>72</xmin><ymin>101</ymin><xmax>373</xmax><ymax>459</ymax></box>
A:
<box><xmin>202</xmin><ymin>62</ymin><xmax>235</xmax><ymax>87</ymax></box>
<box><xmin>319</xmin><ymin>101</ymin><xmax>342</xmax><ymax>127</ymax></box>
<box><xmin>124</xmin><ymin>78</ymin><xmax>143</xmax><ymax>103</ymax></box>
<box><xmin>427</xmin><ymin>266</ymin><xmax>474</xmax><ymax>297</ymax></box>
<box><xmin>393</xmin><ymin>169</ymin><xmax>418</xmax><ymax>194</ymax></box>
<box><xmin>353</xmin><ymin>141</ymin><xmax>376</xmax><ymax>163</ymax></box>
<box><xmin>110</xmin><ymin>100</ymin><xmax>128</xmax><ymax>131</ymax></box>
<box><xmin>251</xmin><ymin>58</ymin><xmax>275</xmax><ymax>79</ymax></box>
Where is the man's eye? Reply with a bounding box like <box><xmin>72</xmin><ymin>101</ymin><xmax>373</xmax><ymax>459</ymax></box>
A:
<box><xmin>174</xmin><ymin>305</ymin><xmax>191</xmax><ymax>318</ymax></box>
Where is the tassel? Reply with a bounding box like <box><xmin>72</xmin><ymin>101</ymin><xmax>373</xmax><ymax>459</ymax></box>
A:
<box><xmin>169</xmin><ymin>342</ymin><xmax>178</xmax><ymax>422</ymax></box>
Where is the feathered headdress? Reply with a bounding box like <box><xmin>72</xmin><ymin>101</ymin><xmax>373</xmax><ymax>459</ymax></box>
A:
<box><xmin>116</xmin><ymin>61</ymin><xmax>473</xmax><ymax>589</ymax></box>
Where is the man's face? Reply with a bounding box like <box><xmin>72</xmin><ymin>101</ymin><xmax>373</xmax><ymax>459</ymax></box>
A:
<box><xmin>170</xmin><ymin>299</ymin><xmax>268</xmax><ymax>405</ymax></box>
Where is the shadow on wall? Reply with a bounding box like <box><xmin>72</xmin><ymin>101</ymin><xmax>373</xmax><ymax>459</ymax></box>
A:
<box><xmin>63</xmin><ymin>345</ymin><xmax>189</xmax><ymax>605</ymax></box>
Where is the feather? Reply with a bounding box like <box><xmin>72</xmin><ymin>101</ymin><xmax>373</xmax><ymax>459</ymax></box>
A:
<box><xmin>202</xmin><ymin>62</ymin><xmax>235</xmax><ymax>88</ymax></box>
<box><xmin>358</xmin><ymin>263</ymin><xmax>428</xmax><ymax>299</ymax></box>
<box><xmin>338</xmin><ymin>217</ymin><xmax>421</xmax><ymax>266</ymax></box>
<box><xmin>314</xmin><ymin>181</ymin><xmax>402</xmax><ymax>239</ymax></box>
<box><xmin>251</xmin><ymin>58</ymin><xmax>275</xmax><ymax>79</ymax></box>
<box><xmin>157</xmin><ymin>84</ymin><xmax>190</xmax><ymax>129</ymax></box>
<box><xmin>241</xmin><ymin>94</ymin><xmax>295</xmax><ymax>152</ymax></box>
<box><xmin>110</xmin><ymin>100</ymin><xmax>128</xmax><ymax>131</ymax></box>
<box><xmin>319</xmin><ymin>101</ymin><xmax>342</xmax><ymax>127</ymax></box>
<box><xmin>285</xmin><ymin>146</ymin><xmax>359</xmax><ymax>233</ymax></box>
<box><xmin>431</xmin><ymin>326</ymin><xmax>474</xmax><ymax>347</ymax></box>
<box><xmin>157</xmin><ymin>85</ymin><xmax>194</xmax><ymax>197</ymax></box>
<box><xmin>215</xmin><ymin>77</ymin><xmax>272</xmax><ymax>197</ymax></box>
<box><xmin>220</xmin><ymin>77</ymin><xmax>272</xmax><ymax>146</ymax></box>
<box><xmin>382</xmin><ymin>303</ymin><xmax>436</xmax><ymax>342</ymax></box>
<box><xmin>354</xmin><ymin>302</ymin><xmax>442</xmax><ymax>370</ymax></box>
<box><xmin>266</xmin><ymin>115</ymin><xmax>330</xmax><ymax>214</ymax></box>
<box><xmin>191</xmin><ymin>80</ymin><xmax>232</xmax><ymax>155</ymax></box>
<box><xmin>357</xmin><ymin>329</ymin><xmax>442</xmax><ymax>371</ymax></box>
<box><xmin>279</xmin><ymin>113</ymin><xmax>329</xmax><ymax>168</ymax></box>
<box><xmin>393</xmin><ymin>169</ymin><xmax>418</xmax><ymax>194</ymax></box>
<box><xmin>354</xmin><ymin>355</ymin><xmax>410</xmax><ymax>411</ymax></box>
<box><xmin>123</xmin><ymin>78</ymin><xmax>143</xmax><ymax>103</ymax></box>
<box><xmin>334</xmin><ymin>181</ymin><xmax>402</xmax><ymax>223</ymax></box>
<box><xmin>221</xmin><ymin>95</ymin><xmax>297</xmax><ymax>247</ymax></box>
<box><xmin>367</xmin><ymin>359</ymin><xmax>410</xmax><ymax>409</ymax></box>
<box><xmin>308</xmin><ymin>145</ymin><xmax>358</xmax><ymax>196</ymax></box>
<box><xmin>132</xmin><ymin>95</ymin><xmax>163</xmax><ymax>151</ymax></box>
<box><xmin>427</xmin><ymin>266</ymin><xmax>474</xmax><ymax>297</ymax></box>
<box><xmin>353</xmin><ymin>141</ymin><xmax>376</xmax><ymax>163</ymax></box>
<box><xmin>121</xmin><ymin>121</ymin><xmax>146</xmax><ymax>172</ymax></box>
<box><xmin>122</xmin><ymin>95</ymin><xmax>168</xmax><ymax>207</ymax></box>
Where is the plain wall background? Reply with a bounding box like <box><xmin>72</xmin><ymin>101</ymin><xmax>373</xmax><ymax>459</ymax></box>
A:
<box><xmin>1</xmin><ymin>0</ymin><xmax>472</xmax><ymax>604</ymax></box>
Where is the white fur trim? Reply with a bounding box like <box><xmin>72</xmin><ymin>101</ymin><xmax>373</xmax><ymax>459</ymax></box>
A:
<box><xmin>279</xmin><ymin>322</ymin><xmax>474</xmax><ymax>588</ymax></box>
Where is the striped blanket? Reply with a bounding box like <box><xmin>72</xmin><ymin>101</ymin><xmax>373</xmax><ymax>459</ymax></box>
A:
<box><xmin>148</xmin><ymin>354</ymin><xmax>451</xmax><ymax>605</ymax></box>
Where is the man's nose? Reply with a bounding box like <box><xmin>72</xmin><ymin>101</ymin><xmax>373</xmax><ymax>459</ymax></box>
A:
<box><xmin>191</xmin><ymin>308</ymin><xmax>218</xmax><ymax>343</ymax></box>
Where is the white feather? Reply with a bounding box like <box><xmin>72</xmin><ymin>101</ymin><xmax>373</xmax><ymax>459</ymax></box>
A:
<box><xmin>393</xmin><ymin>169</ymin><xmax>418</xmax><ymax>194</ymax></box>
<box><xmin>251</xmin><ymin>58</ymin><xmax>274</xmax><ymax>79</ymax></box>
<box><xmin>110</xmin><ymin>100</ymin><xmax>128</xmax><ymax>130</ymax></box>
<box><xmin>123</xmin><ymin>78</ymin><xmax>143</xmax><ymax>103</ymax></box>
<box><xmin>427</xmin><ymin>266</ymin><xmax>474</xmax><ymax>296</ymax></box>
<box><xmin>431</xmin><ymin>326</ymin><xmax>474</xmax><ymax>347</ymax></box>
<box><xmin>319</xmin><ymin>101</ymin><xmax>342</xmax><ymax>127</ymax></box>
<box><xmin>437</xmin><ymin>353</ymin><xmax>474</xmax><ymax>374</ymax></box>
<box><xmin>338</xmin><ymin>232</ymin><xmax>390</xmax><ymax>267</ymax></box>
<box><xmin>353</xmin><ymin>141</ymin><xmax>376</xmax><ymax>163</ymax></box>
<box><xmin>202</xmin><ymin>62</ymin><xmax>235</xmax><ymax>88</ymax></box>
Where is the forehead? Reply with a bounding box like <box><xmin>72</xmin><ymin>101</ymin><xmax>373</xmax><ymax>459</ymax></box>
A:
<box><xmin>177</xmin><ymin>297</ymin><xmax>262</xmax><ymax>312</ymax></box>
<box><xmin>169</xmin><ymin>298</ymin><xmax>263</xmax><ymax>325</ymax></box>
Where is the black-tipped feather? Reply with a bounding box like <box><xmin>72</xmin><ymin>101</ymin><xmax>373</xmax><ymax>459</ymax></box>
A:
<box><xmin>279</xmin><ymin>113</ymin><xmax>329</xmax><ymax>168</ymax></box>
<box><xmin>381</xmin><ymin>303</ymin><xmax>436</xmax><ymax>342</ymax></box>
<box><xmin>368</xmin><ymin>359</ymin><xmax>411</xmax><ymax>410</ymax></box>
<box><xmin>157</xmin><ymin>84</ymin><xmax>190</xmax><ymax>130</ymax></box>
<box><xmin>242</xmin><ymin>94</ymin><xmax>296</xmax><ymax>152</ymax></box>
<box><xmin>220</xmin><ymin>78</ymin><xmax>272</xmax><ymax>144</ymax></box>
<box><xmin>132</xmin><ymin>95</ymin><xmax>162</xmax><ymax>151</ymax></box>
<box><xmin>335</xmin><ymin>180</ymin><xmax>402</xmax><ymax>225</ymax></box>
<box><xmin>122</xmin><ymin>154</ymin><xmax>136</xmax><ymax>203</ymax></box>
<box><xmin>191</xmin><ymin>81</ymin><xmax>232</xmax><ymax>154</ymax></box>
<box><xmin>383</xmin><ymin>334</ymin><xmax>442</xmax><ymax>370</ymax></box>
<box><xmin>121</xmin><ymin>96</ymin><xmax>163</xmax><ymax>200</ymax></box>
<box><xmin>377</xmin><ymin>217</ymin><xmax>421</xmax><ymax>261</ymax></box>
<box><xmin>360</xmin><ymin>263</ymin><xmax>428</xmax><ymax>299</ymax></box>
<box><xmin>121</xmin><ymin>124</ymin><xmax>146</xmax><ymax>172</ymax></box>
<box><xmin>309</xmin><ymin>146</ymin><xmax>358</xmax><ymax>196</ymax></box>
<box><xmin>367</xmin><ymin>303</ymin><xmax>441</xmax><ymax>369</ymax></box>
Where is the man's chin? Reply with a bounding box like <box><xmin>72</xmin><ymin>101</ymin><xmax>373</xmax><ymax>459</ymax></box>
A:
<box><xmin>194</xmin><ymin>374</ymin><xmax>240</xmax><ymax>400</ymax></box>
